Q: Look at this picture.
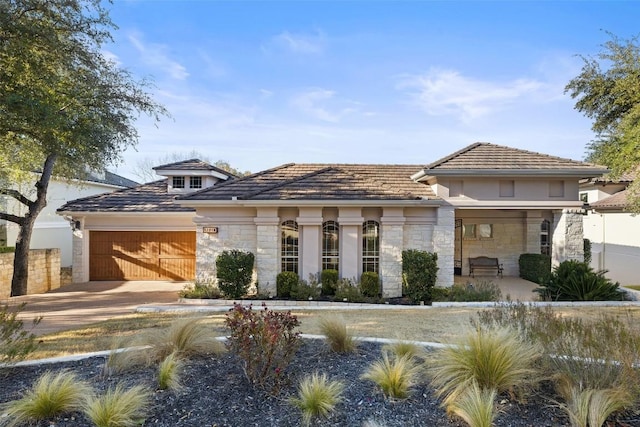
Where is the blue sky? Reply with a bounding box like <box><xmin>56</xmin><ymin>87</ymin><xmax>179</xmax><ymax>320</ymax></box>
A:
<box><xmin>105</xmin><ymin>0</ymin><xmax>640</xmax><ymax>180</ymax></box>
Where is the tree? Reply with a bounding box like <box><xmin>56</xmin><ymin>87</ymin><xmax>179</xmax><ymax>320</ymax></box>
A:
<box><xmin>565</xmin><ymin>32</ymin><xmax>640</xmax><ymax>212</ymax></box>
<box><xmin>0</xmin><ymin>0</ymin><xmax>167</xmax><ymax>296</ymax></box>
<box><xmin>131</xmin><ymin>151</ymin><xmax>250</xmax><ymax>183</ymax></box>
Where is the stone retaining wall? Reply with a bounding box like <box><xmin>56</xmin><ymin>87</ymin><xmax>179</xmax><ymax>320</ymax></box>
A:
<box><xmin>0</xmin><ymin>249</ymin><xmax>61</xmax><ymax>298</ymax></box>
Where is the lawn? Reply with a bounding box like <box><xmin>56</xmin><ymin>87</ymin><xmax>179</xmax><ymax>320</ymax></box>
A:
<box><xmin>27</xmin><ymin>305</ymin><xmax>640</xmax><ymax>360</ymax></box>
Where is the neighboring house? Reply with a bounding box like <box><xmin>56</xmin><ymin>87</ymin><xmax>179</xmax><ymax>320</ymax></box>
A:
<box><xmin>581</xmin><ymin>171</ymin><xmax>639</xmax><ymax>285</ymax></box>
<box><xmin>58</xmin><ymin>143</ymin><xmax>607</xmax><ymax>296</ymax></box>
<box><xmin>3</xmin><ymin>170</ymin><xmax>138</xmax><ymax>268</ymax></box>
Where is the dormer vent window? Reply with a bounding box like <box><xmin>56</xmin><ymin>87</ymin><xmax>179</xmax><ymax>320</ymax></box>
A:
<box><xmin>190</xmin><ymin>176</ymin><xmax>202</xmax><ymax>189</ymax></box>
<box><xmin>172</xmin><ymin>176</ymin><xmax>185</xmax><ymax>189</ymax></box>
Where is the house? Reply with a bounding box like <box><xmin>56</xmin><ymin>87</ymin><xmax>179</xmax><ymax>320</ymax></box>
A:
<box><xmin>2</xmin><ymin>170</ymin><xmax>138</xmax><ymax>268</ymax></box>
<box><xmin>581</xmin><ymin>171</ymin><xmax>639</xmax><ymax>285</ymax></box>
<box><xmin>57</xmin><ymin>143</ymin><xmax>607</xmax><ymax>296</ymax></box>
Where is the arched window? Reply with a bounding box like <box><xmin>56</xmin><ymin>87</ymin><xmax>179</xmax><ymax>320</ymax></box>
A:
<box><xmin>322</xmin><ymin>221</ymin><xmax>339</xmax><ymax>272</ymax></box>
<box><xmin>362</xmin><ymin>220</ymin><xmax>380</xmax><ymax>273</ymax></box>
<box><xmin>541</xmin><ymin>220</ymin><xmax>551</xmax><ymax>255</ymax></box>
<box><xmin>281</xmin><ymin>220</ymin><xmax>299</xmax><ymax>273</ymax></box>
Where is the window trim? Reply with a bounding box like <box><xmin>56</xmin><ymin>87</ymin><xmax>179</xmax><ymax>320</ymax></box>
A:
<box><xmin>190</xmin><ymin>176</ymin><xmax>202</xmax><ymax>189</ymax></box>
<box><xmin>172</xmin><ymin>176</ymin><xmax>185</xmax><ymax>189</ymax></box>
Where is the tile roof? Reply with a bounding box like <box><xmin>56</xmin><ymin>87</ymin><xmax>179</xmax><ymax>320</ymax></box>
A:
<box><xmin>87</xmin><ymin>171</ymin><xmax>139</xmax><ymax>188</ymax></box>
<box><xmin>57</xmin><ymin>180</ymin><xmax>194</xmax><ymax>213</ymax></box>
<box><xmin>182</xmin><ymin>163</ymin><xmax>434</xmax><ymax>201</ymax></box>
<box><xmin>152</xmin><ymin>158</ymin><xmax>238</xmax><ymax>178</ymax></box>
<box><xmin>424</xmin><ymin>142</ymin><xmax>605</xmax><ymax>171</ymax></box>
<box><xmin>590</xmin><ymin>189</ymin><xmax>629</xmax><ymax>210</ymax></box>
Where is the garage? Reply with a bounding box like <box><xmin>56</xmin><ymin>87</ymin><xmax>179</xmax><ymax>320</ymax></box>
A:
<box><xmin>89</xmin><ymin>231</ymin><xmax>196</xmax><ymax>281</ymax></box>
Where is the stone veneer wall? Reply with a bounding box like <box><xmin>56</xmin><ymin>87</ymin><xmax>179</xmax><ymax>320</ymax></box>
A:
<box><xmin>380</xmin><ymin>223</ymin><xmax>404</xmax><ymax>297</ymax></box>
<box><xmin>0</xmin><ymin>249</ymin><xmax>61</xmax><ymax>298</ymax></box>
<box><xmin>432</xmin><ymin>207</ymin><xmax>455</xmax><ymax>287</ymax></box>
<box><xmin>462</xmin><ymin>222</ymin><xmax>525</xmax><ymax>276</ymax></box>
<box><xmin>552</xmin><ymin>209</ymin><xmax>584</xmax><ymax>267</ymax></box>
<box><xmin>196</xmin><ymin>224</ymin><xmax>257</xmax><ymax>286</ymax></box>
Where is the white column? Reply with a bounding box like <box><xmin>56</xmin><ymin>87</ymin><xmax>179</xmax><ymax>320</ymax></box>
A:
<box><xmin>297</xmin><ymin>207</ymin><xmax>323</xmax><ymax>281</ymax></box>
<box><xmin>380</xmin><ymin>207</ymin><xmax>405</xmax><ymax>298</ymax></box>
<box><xmin>433</xmin><ymin>206</ymin><xmax>455</xmax><ymax>288</ymax></box>
<box><xmin>337</xmin><ymin>207</ymin><xmax>363</xmax><ymax>281</ymax></box>
<box><xmin>254</xmin><ymin>207</ymin><xmax>280</xmax><ymax>296</ymax></box>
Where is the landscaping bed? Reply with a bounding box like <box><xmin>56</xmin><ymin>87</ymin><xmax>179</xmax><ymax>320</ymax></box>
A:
<box><xmin>0</xmin><ymin>339</ymin><xmax>580</xmax><ymax>427</ymax></box>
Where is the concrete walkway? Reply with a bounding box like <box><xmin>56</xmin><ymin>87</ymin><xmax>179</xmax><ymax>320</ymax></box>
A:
<box><xmin>2</xmin><ymin>276</ymin><xmax>539</xmax><ymax>336</ymax></box>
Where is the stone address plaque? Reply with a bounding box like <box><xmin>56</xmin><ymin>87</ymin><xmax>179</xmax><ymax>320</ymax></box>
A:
<box><xmin>203</xmin><ymin>227</ymin><xmax>219</xmax><ymax>234</ymax></box>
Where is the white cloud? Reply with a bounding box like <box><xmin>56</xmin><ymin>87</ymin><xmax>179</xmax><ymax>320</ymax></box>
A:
<box><xmin>399</xmin><ymin>68</ymin><xmax>545</xmax><ymax>122</ymax></box>
<box><xmin>290</xmin><ymin>88</ymin><xmax>358</xmax><ymax>123</ymax></box>
<box><xmin>101</xmin><ymin>49</ymin><xmax>121</xmax><ymax>66</ymax></box>
<box><xmin>128</xmin><ymin>33</ymin><xmax>189</xmax><ymax>80</ymax></box>
<box><xmin>266</xmin><ymin>30</ymin><xmax>326</xmax><ymax>55</ymax></box>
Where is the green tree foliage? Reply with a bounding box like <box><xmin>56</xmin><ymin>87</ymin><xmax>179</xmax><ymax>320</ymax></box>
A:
<box><xmin>565</xmin><ymin>33</ymin><xmax>640</xmax><ymax>211</ymax></box>
<box><xmin>0</xmin><ymin>0</ymin><xmax>167</xmax><ymax>295</ymax></box>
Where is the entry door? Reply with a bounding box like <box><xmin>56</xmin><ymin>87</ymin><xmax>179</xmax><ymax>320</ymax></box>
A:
<box><xmin>454</xmin><ymin>219</ymin><xmax>462</xmax><ymax>275</ymax></box>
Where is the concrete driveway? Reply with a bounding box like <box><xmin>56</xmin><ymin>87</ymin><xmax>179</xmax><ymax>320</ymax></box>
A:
<box><xmin>3</xmin><ymin>281</ymin><xmax>185</xmax><ymax>336</ymax></box>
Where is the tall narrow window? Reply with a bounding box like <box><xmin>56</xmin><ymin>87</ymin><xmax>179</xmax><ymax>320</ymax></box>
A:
<box><xmin>362</xmin><ymin>220</ymin><xmax>380</xmax><ymax>273</ymax></box>
<box><xmin>281</xmin><ymin>220</ymin><xmax>299</xmax><ymax>274</ymax></box>
<box><xmin>322</xmin><ymin>221</ymin><xmax>339</xmax><ymax>272</ymax></box>
<box><xmin>541</xmin><ymin>220</ymin><xmax>551</xmax><ymax>255</ymax></box>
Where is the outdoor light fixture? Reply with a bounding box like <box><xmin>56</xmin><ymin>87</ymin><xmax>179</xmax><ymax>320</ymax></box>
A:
<box><xmin>581</xmin><ymin>201</ymin><xmax>592</xmax><ymax>216</ymax></box>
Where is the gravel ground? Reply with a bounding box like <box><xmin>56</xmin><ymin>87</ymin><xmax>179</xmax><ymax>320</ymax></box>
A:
<box><xmin>0</xmin><ymin>339</ymin><xmax>637</xmax><ymax>427</ymax></box>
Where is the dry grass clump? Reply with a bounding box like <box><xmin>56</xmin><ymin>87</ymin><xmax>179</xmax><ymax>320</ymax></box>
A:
<box><xmin>106</xmin><ymin>317</ymin><xmax>224</xmax><ymax>373</ymax></box>
<box><xmin>447</xmin><ymin>381</ymin><xmax>498</xmax><ymax>427</ymax></box>
<box><xmin>429</xmin><ymin>326</ymin><xmax>541</xmax><ymax>407</ymax></box>
<box><xmin>382</xmin><ymin>341</ymin><xmax>424</xmax><ymax>361</ymax></box>
<box><xmin>83</xmin><ymin>384</ymin><xmax>151</xmax><ymax>427</ymax></box>
<box><xmin>289</xmin><ymin>372</ymin><xmax>344</xmax><ymax>426</ymax></box>
<box><xmin>561</xmin><ymin>387</ymin><xmax>633</xmax><ymax>427</ymax></box>
<box><xmin>0</xmin><ymin>370</ymin><xmax>91</xmax><ymax>427</ymax></box>
<box><xmin>157</xmin><ymin>351</ymin><xmax>184</xmax><ymax>391</ymax></box>
<box><xmin>361</xmin><ymin>353</ymin><xmax>422</xmax><ymax>399</ymax></box>
<box><xmin>319</xmin><ymin>317</ymin><xmax>357</xmax><ymax>353</ymax></box>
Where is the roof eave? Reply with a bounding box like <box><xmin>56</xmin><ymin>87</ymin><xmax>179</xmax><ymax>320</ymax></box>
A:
<box><xmin>414</xmin><ymin>168</ymin><xmax>609</xmax><ymax>178</ymax></box>
<box><xmin>177</xmin><ymin>199</ymin><xmax>443</xmax><ymax>208</ymax></box>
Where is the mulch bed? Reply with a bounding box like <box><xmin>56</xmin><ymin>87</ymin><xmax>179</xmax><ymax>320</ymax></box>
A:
<box><xmin>0</xmin><ymin>339</ymin><xmax>635</xmax><ymax>426</ymax></box>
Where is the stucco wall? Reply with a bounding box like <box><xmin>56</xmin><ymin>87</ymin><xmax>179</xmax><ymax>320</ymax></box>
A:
<box><xmin>584</xmin><ymin>211</ymin><xmax>640</xmax><ymax>285</ymax></box>
<box><xmin>0</xmin><ymin>249</ymin><xmax>60</xmax><ymax>298</ymax></box>
<box><xmin>436</xmin><ymin>177</ymin><xmax>580</xmax><ymax>202</ymax></box>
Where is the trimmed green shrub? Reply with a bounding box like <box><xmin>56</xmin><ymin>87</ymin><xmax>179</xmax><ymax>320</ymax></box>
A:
<box><xmin>447</xmin><ymin>281</ymin><xmax>502</xmax><ymax>302</ymax></box>
<box><xmin>0</xmin><ymin>246</ymin><xmax>15</xmax><ymax>254</ymax></box>
<box><xmin>518</xmin><ymin>253</ymin><xmax>551</xmax><ymax>284</ymax></box>
<box><xmin>535</xmin><ymin>260</ymin><xmax>625</xmax><ymax>301</ymax></box>
<box><xmin>277</xmin><ymin>271</ymin><xmax>299</xmax><ymax>298</ymax></box>
<box><xmin>215</xmin><ymin>250</ymin><xmax>255</xmax><ymax>299</ymax></box>
<box><xmin>334</xmin><ymin>278</ymin><xmax>367</xmax><ymax>302</ymax></box>
<box><xmin>320</xmin><ymin>269</ymin><xmax>339</xmax><ymax>296</ymax></box>
<box><xmin>359</xmin><ymin>272</ymin><xmax>380</xmax><ymax>297</ymax></box>
<box><xmin>402</xmin><ymin>250</ymin><xmax>438</xmax><ymax>303</ymax></box>
<box><xmin>292</xmin><ymin>278</ymin><xmax>320</xmax><ymax>300</ymax></box>
<box><xmin>179</xmin><ymin>282</ymin><xmax>222</xmax><ymax>299</ymax></box>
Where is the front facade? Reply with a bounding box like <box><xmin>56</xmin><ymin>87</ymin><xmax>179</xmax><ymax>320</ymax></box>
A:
<box><xmin>58</xmin><ymin>144</ymin><xmax>607</xmax><ymax>295</ymax></box>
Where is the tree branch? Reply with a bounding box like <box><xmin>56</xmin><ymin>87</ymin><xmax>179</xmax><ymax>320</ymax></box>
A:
<box><xmin>0</xmin><ymin>188</ymin><xmax>33</xmax><ymax>207</ymax></box>
<box><xmin>0</xmin><ymin>211</ymin><xmax>24</xmax><ymax>226</ymax></box>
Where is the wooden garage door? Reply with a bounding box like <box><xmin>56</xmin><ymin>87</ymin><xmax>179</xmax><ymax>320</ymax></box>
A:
<box><xmin>90</xmin><ymin>231</ymin><xmax>195</xmax><ymax>281</ymax></box>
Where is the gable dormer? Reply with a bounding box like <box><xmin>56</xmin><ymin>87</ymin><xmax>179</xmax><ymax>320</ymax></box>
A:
<box><xmin>152</xmin><ymin>159</ymin><xmax>236</xmax><ymax>194</ymax></box>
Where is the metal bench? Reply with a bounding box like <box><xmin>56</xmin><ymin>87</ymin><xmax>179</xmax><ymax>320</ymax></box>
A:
<box><xmin>469</xmin><ymin>256</ymin><xmax>504</xmax><ymax>278</ymax></box>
